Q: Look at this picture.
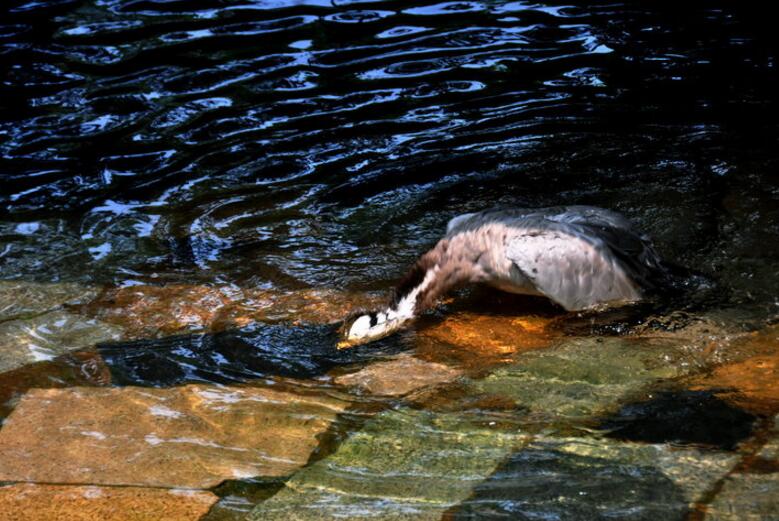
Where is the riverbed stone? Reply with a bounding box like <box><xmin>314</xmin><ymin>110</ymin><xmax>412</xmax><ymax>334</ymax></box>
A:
<box><xmin>83</xmin><ymin>285</ymin><xmax>383</xmax><ymax>338</ymax></box>
<box><xmin>248</xmin><ymin>408</ymin><xmax>533</xmax><ymax>520</ymax></box>
<box><xmin>0</xmin><ymin>384</ymin><xmax>349</xmax><ymax>489</ymax></box>
<box><xmin>0</xmin><ymin>350</ymin><xmax>110</xmax><ymax>419</ymax></box>
<box><xmin>0</xmin><ymin>483</ymin><xmax>217</xmax><ymax>521</ymax></box>
<box><xmin>415</xmin><ymin>311</ymin><xmax>558</xmax><ymax>367</ymax></box>
<box><xmin>0</xmin><ymin>310</ymin><xmax>122</xmax><ymax>374</ymax></box>
<box><xmin>690</xmin><ymin>325</ymin><xmax>779</xmax><ymax>415</ymax></box>
<box><xmin>704</xmin><ymin>415</ymin><xmax>779</xmax><ymax>520</ymax></box>
<box><xmin>469</xmin><ymin>336</ymin><xmax>687</xmax><ymax>420</ymax></box>
<box><xmin>452</xmin><ymin>436</ymin><xmax>738</xmax><ymax>520</ymax></box>
<box><xmin>0</xmin><ymin>280</ymin><xmax>98</xmax><ymax>321</ymax></box>
<box><xmin>705</xmin><ymin>472</ymin><xmax>779</xmax><ymax>521</ymax></box>
<box><xmin>248</xmin><ymin>406</ymin><xmax>736</xmax><ymax>520</ymax></box>
<box><xmin>334</xmin><ymin>353</ymin><xmax>464</xmax><ymax>396</ymax></box>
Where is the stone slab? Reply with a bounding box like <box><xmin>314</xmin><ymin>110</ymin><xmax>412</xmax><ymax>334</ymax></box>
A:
<box><xmin>0</xmin><ymin>483</ymin><xmax>217</xmax><ymax>521</ymax></box>
<box><xmin>334</xmin><ymin>353</ymin><xmax>463</xmax><ymax>396</ymax></box>
<box><xmin>0</xmin><ymin>384</ymin><xmax>349</xmax><ymax>489</ymax></box>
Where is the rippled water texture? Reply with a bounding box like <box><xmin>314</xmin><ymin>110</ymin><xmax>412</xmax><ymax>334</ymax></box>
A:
<box><xmin>1</xmin><ymin>0</ymin><xmax>779</xmax><ymax>520</ymax></box>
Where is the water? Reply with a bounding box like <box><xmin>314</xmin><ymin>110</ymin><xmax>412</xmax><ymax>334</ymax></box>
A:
<box><xmin>1</xmin><ymin>0</ymin><xmax>778</xmax><ymax>519</ymax></box>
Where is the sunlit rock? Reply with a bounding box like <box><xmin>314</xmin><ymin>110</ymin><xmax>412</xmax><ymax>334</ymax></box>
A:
<box><xmin>0</xmin><ymin>483</ymin><xmax>217</xmax><ymax>521</ymax></box>
<box><xmin>690</xmin><ymin>325</ymin><xmax>779</xmax><ymax>415</ymax></box>
<box><xmin>0</xmin><ymin>280</ymin><xmax>98</xmax><ymax>321</ymax></box>
<box><xmin>334</xmin><ymin>353</ymin><xmax>463</xmax><ymax>396</ymax></box>
<box><xmin>692</xmin><ymin>355</ymin><xmax>779</xmax><ymax>416</ymax></box>
<box><xmin>416</xmin><ymin>311</ymin><xmax>558</xmax><ymax>366</ymax></box>
<box><xmin>0</xmin><ymin>384</ymin><xmax>349</xmax><ymax>489</ymax></box>
<box><xmin>469</xmin><ymin>336</ymin><xmax>687</xmax><ymax>419</ymax></box>
<box><xmin>248</xmin><ymin>408</ymin><xmax>532</xmax><ymax>520</ymax></box>
<box><xmin>0</xmin><ymin>351</ymin><xmax>109</xmax><ymax>419</ymax></box>
<box><xmin>83</xmin><ymin>285</ymin><xmax>383</xmax><ymax>338</ymax></box>
<box><xmin>0</xmin><ymin>310</ymin><xmax>122</xmax><ymax>374</ymax></box>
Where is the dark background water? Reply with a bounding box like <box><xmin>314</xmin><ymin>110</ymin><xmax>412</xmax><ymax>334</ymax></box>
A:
<box><xmin>1</xmin><ymin>0</ymin><xmax>778</xmax><ymax>320</ymax></box>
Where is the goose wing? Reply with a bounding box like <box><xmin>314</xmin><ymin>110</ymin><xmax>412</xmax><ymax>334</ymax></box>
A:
<box><xmin>504</xmin><ymin>214</ymin><xmax>662</xmax><ymax>311</ymax></box>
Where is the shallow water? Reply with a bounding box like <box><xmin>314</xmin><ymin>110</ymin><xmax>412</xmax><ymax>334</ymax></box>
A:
<box><xmin>1</xmin><ymin>0</ymin><xmax>778</xmax><ymax>519</ymax></box>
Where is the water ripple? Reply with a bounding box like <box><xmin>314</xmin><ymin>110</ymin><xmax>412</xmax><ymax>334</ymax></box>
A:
<box><xmin>0</xmin><ymin>1</ymin><xmax>777</xmax><ymax>313</ymax></box>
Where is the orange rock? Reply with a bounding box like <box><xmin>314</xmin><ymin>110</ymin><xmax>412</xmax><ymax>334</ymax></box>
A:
<box><xmin>687</xmin><ymin>324</ymin><xmax>779</xmax><ymax>415</ymax></box>
<box><xmin>0</xmin><ymin>384</ymin><xmax>349</xmax><ymax>489</ymax></box>
<box><xmin>416</xmin><ymin>312</ymin><xmax>558</xmax><ymax>366</ymax></box>
<box><xmin>0</xmin><ymin>350</ymin><xmax>109</xmax><ymax>419</ymax></box>
<box><xmin>83</xmin><ymin>285</ymin><xmax>383</xmax><ymax>338</ymax></box>
<box><xmin>0</xmin><ymin>483</ymin><xmax>217</xmax><ymax>521</ymax></box>
<box><xmin>691</xmin><ymin>353</ymin><xmax>779</xmax><ymax>415</ymax></box>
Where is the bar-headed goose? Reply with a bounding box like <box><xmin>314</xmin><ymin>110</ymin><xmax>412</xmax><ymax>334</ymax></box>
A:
<box><xmin>339</xmin><ymin>206</ymin><xmax>669</xmax><ymax>348</ymax></box>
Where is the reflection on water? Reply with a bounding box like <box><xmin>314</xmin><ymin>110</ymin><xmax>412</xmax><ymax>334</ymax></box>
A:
<box><xmin>1</xmin><ymin>0</ymin><xmax>779</xmax><ymax>519</ymax></box>
<box><xmin>98</xmin><ymin>321</ymin><xmax>410</xmax><ymax>385</ymax></box>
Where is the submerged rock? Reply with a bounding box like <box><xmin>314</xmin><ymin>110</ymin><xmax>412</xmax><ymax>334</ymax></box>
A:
<box><xmin>334</xmin><ymin>353</ymin><xmax>463</xmax><ymax>396</ymax></box>
<box><xmin>0</xmin><ymin>483</ymin><xmax>217</xmax><ymax>521</ymax></box>
<box><xmin>248</xmin><ymin>407</ymin><xmax>736</xmax><ymax>520</ymax></box>
<box><xmin>452</xmin><ymin>437</ymin><xmax>737</xmax><ymax>520</ymax></box>
<box><xmin>705</xmin><ymin>472</ymin><xmax>779</xmax><ymax>521</ymax></box>
<box><xmin>0</xmin><ymin>280</ymin><xmax>98</xmax><ymax>321</ymax></box>
<box><xmin>0</xmin><ymin>350</ymin><xmax>110</xmax><ymax>419</ymax></box>
<box><xmin>0</xmin><ymin>221</ymin><xmax>94</xmax><ymax>286</ymax></box>
<box><xmin>248</xmin><ymin>408</ymin><xmax>532</xmax><ymax>520</ymax></box>
<box><xmin>0</xmin><ymin>384</ymin><xmax>349</xmax><ymax>489</ymax></box>
<box><xmin>705</xmin><ymin>416</ymin><xmax>779</xmax><ymax>520</ymax></box>
<box><xmin>83</xmin><ymin>285</ymin><xmax>383</xmax><ymax>338</ymax></box>
<box><xmin>690</xmin><ymin>325</ymin><xmax>779</xmax><ymax>416</ymax></box>
<box><xmin>468</xmin><ymin>336</ymin><xmax>687</xmax><ymax>420</ymax></box>
<box><xmin>416</xmin><ymin>312</ymin><xmax>558</xmax><ymax>366</ymax></box>
<box><xmin>0</xmin><ymin>310</ymin><xmax>121</xmax><ymax>374</ymax></box>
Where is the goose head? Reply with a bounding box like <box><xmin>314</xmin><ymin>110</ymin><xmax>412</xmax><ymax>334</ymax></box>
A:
<box><xmin>337</xmin><ymin>310</ymin><xmax>407</xmax><ymax>349</ymax></box>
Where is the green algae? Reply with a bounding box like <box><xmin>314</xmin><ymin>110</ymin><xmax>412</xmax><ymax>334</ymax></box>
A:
<box><xmin>470</xmin><ymin>336</ymin><xmax>688</xmax><ymax>420</ymax></box>
<box><xmin>249</xmin><ymin>408</ymin><xmax>532</xmax><ymax>520</ymax></box>
<box><xmin>248</xmin><ymin>405</ymin><xmax>737</xmax><ymax>521</ymax></box>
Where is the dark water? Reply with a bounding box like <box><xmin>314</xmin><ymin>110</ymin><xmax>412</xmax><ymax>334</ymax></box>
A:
<box><xmin>99</xmin><ymin>321</ymin><xmax>408</xmax><ymax>385</ymax></box>
<box><xmin>2</xmin><ymin>1</ymin><xmax>779</xmax><ymax>519</ymax></box>
<box><xmin>2</xmin><ymin>0</ymin><xmax>778</xmax><ymax>314</ymax></box>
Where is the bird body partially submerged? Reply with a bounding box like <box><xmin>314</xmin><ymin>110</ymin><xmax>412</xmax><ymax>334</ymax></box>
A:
<box><xmin>339</xmin><ymin>206</ymin><xmax>668</xmax><ymax>348</ymax></box>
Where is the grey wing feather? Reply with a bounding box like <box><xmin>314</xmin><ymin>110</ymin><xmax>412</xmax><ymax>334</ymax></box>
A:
<box><xmin>445</xmin><ymin>206</ymin><xmax>666</xmax><ymax>310</ymax></box>
<box><xmin>505</xmin><ymin>225</ymin><xmax>640</xmax><ymax>310</ymax></box>
<box><xmin>503</xmin><ymin>208</ymin><xmax>663</xmax><ymax>311</ymax></box>
<box><xmin>446</xmin><ymin>212</ymin><xmax>476</xmax><ymax>234</ymax></box>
